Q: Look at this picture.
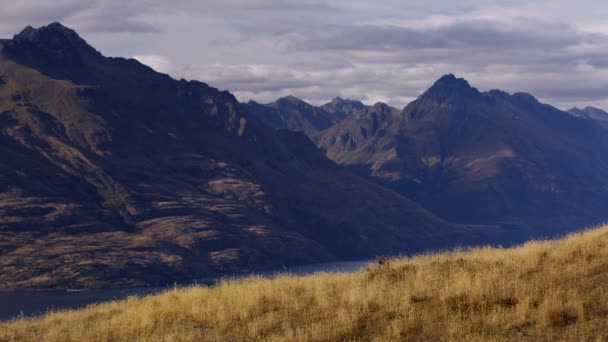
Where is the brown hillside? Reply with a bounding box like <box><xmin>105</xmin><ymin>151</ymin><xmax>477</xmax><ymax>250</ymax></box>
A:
<box><xmin>2</xmin><ymin>225</ymin><xmax>608</xmax><ymax>341</ymax></box>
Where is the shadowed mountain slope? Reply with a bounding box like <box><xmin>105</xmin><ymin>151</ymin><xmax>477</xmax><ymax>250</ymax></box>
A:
<box><xmin>243</xmin><ymin>96</ymin><xmax>367</xmax><ymax>136</ymax></box>
<box><xmin>318</xmin><ymin>74</ymin><xmax>608</xmax><ymax>233</ymax></box>
<box><xmin>244</xmin><ymin>96</ymin><xmax>338</xmax><ymax>136</ymax></box>
<box><xmin>319</xmin><ymin>97</ymin><xmax>369</xmax><ymax>121</ymax></box>
<box><xmin>567</xmin><ymin>106</ymin><xmax>608</xmax><ymax>128</ymax></box>
<box><xmin>0</xmin><ymin>24</ymin><xmax>469</xmax><ymax>289</ymax></box>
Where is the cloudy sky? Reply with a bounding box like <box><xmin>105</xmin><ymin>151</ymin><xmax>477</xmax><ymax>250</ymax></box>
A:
<box><xmin>1</xmin><ymin>0</ymin><xmax>607</xmax><ymax>110</ymax></box>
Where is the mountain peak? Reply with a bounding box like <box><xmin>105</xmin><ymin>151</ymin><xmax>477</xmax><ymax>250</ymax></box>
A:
<box><xmin>3</xmin><ymin>22</ymin><xmax>103</xmax><ymax>71</ymax></box>
<box><xmin>437</xmin><ymin>73</ymin><xmax>457</xmax><ymax>82</ymax></box>
<box><xmin>15</xmin><ymin>25</ymin><xmax>36</xmax><ymax>39</ymax></box>
<box><xmin>368</xmin><ymin>102</ymin><xmax>386</xmax><ymax>109</ymax></box>
<box><xmin>567</xmin><ymin>106</ymin><xmax>608</xmax><ymax>124</ymax></box>
<box><xmin>512</xmin><ymin>92</ymin><xmax>540</xmax><ymax>104</ymax></box>
<box><xmin>14</xmin><ymin>22</ymin><xmax>81</xmax><ymax>43</ymax></box>
<box><xmin>581</xmin><ymin>106</ymin><xmax>608</xmax><ymax>121</ymax></box>
<box><xmin>320</xmin><ymin>97</ymin><xmax>368</xmax><ymax>122</ymax></box>
<box><xmin>432</xmin><ymin>74</ymin><xmax>473</xmax><ymax>89</ymax></box>
<box><xmin>322</xmin><ymin>97</ymin><xmax>366</xmax><ymax>111</ymax></box>
<box><xmin>278</xmin><ymin>95</ymin><xmax>306</xmax><ymax>104</ymax></box>
<box><xmin>328</xmin><ymin>97</ymin><xmax>364</xmax><ymax>106</ymax></box>
<box><xmin>584</xmin><ymin>106</ymin><xmax>607</xmax><ymax>113</ymax></box>
<box><xmin>417</xmin><ymin>74</ymin><xmax>479</xmax><ymax>102</ymax></box>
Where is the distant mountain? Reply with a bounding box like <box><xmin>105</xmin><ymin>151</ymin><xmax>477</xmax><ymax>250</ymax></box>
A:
<box><xmin>244</xmin><ymin>96</ymin><xmax>341</xmax><ymax>136</ymax></box>
<box><xmin>0</xmin><ymin>23</ymin><xmax>468</xmax><ymax>289</ymax></box>
<box><xmin>567</xmin><ymin>106</ymin><xmax>608</xmax><ymax>128</ymax></box>
<box><xmin>318</xmin><ymin>74</ymin><xmax>608</xmax><ymax>232</ymax></box>
<box><xmin>319</xmin><ymin>97</ymin><xmax>369</xmax><ymax>121</ymax></box>
<box><xmin>245</xmin><ymin>96</ymin><xmax>402</xmax><ymax>145</ymax></box>
<box><xmin>317</xmin><ymin>102</ymin><xmax>401</xmax><ymax>164</ymax></box>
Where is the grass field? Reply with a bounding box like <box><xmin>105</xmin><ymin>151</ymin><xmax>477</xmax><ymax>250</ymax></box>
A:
<box><xmin>2</xmin><ymin>226</ymin><xmax>608</xmax><ymax>341</ymax></box>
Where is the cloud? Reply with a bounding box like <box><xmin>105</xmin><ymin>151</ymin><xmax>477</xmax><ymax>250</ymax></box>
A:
<box><xmin>0</xmin><ymin>0</ymin><xmax>162</xmax><ymax>35</ymax></box>
<box><xmin>291</xmin><ymin>21</ymin><xmax>590</xmax><ymax>52</ymax></box>
<box><xmin>204</xmin><ymin>0</ymin><xmax>336</xmax><ymax>11</ymax></box>
<box><xmin>0</xmin><ymin>0</ymin><xmax>92</xmax><ymax>22</ymax></box>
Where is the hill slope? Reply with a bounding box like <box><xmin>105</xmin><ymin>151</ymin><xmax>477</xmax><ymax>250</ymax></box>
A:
<box><xmin>318</xmin><ymin>74</ymin><xmax>608</xmax><ymax>233</ymax></box>
<box><xmin>0</xmin><ymin>23</ymin><xmax>466</xmax><ymax>289</ymax></box>
<box><xmin>2</xmin><ymin>225</ymin><xmax>608</xmax><ymax>341</ymax></box>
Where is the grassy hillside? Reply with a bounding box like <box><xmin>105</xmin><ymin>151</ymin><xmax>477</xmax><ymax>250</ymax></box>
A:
<box><xmin>2</xmin><ymin>226</ymin><xmax>608</xmax><ymax>341</ymax></box>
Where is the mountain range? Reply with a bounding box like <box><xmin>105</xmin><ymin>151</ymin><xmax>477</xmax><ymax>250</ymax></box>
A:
<box><xmin>0</xmin><ymin>23</ymin><xmax>473</xmax><ymax>289</ymax></box>
<box><xmin>244</xmin><ymin>96</ymin><xmax>394</xmax><ymax>137</ymax></box>
<box><xmin>251</xmin><ymin>75</ymin><xmax>608</xmax><ymax>234</ymax></box>
<box><xmin>244</xmin><ymin>96</ymin><xmax>346</xmax><ymax>136</ymax></box>
<box><xmin>1</xmin><ymin>23</ymin><xmax>608</xmax><ymax>289</ymax></box>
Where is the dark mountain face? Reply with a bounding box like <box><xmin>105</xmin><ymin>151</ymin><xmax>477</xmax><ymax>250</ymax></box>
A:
<box><xmin>2</xmin><ymin>23</ymin><xmax>104</xmax><ymax>74</ymax></box>
<box><xmin>320</xmin><ymin>97</ymin><xmax>369</xmax><ymax>121</ymax></box>
<box><xmin>319</xmin><ymin>74</ymin><xmax>608</xmax><ymax>232</ymax></box>
<box><xmin>0</xmin><ymin>24</ymin><xmax>468</xmax><ymax>289</ymax></box>
<box><xmin>567</xmin><ymin>106</ymin><xmax>608</xmax><ymax>128</ymax></box>
<box><xmin>244</xmin><ymin>96</ymin><xmax>349</xmax><ymax>136</ymax></box>
<box><xmin>317</xmin><ymin>102</ymin><xmax>402</xmax><ymax>165</ymax></box>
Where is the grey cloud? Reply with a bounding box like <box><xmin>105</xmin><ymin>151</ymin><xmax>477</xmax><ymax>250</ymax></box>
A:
<box><xmin>64</xmin><ymin>1</ymin><xmax>163</xmax><ymax>34</ymax></box>
<box><xmin>212</xmin><ymin>0</ymin><xmax>335</xmax><ymax>11</ymax></box>
<box><xmin>288</xmin><ymin>20</ymin><xmax>599</xmax><ymax>53</ymax></box>
<box><xmin>0</xmin><ymin>0</ymin><xmax>92</xmax><ymax>22</ymax></box>
<box><xmin>0</xmin><ymin>0</ymin><xmax>92</xmax><ymax>36</ymax></box>
<box><xmin>0</xmin><ymin>0</ymin><xmax>334</xmax><ymax>36</ymax></box>
<box><xmin>0</xmin><ymin>0</ymin><xmax>162</xmax><ymax>35</ymax></box>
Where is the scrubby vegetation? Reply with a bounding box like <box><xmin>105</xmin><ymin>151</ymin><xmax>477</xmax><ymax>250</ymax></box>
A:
<box><xmin>3</xmin><ymin>226</ymin><xmax>608</xmax><ymax>341</ymax></box>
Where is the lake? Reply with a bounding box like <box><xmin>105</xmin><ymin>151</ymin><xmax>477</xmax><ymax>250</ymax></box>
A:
<box><xmin>0</xmin><ymin>261</ymin><xmax>370</xmax><ymax>321</ymax></box>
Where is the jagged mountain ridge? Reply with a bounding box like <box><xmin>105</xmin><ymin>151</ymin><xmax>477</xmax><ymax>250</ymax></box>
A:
<box><xmin>567</xmin><ymin>106</ymin><xmax>608</xmax><ymax>128</ymax></box>
<box><xmin>319</xmin><ymin>97</ymin><xmax>369</xmax><ymax>121</ymax></box>
<box><xmin>0</xmin><ymin>23</ymin><xmax>470</xmax><ymax>289</ymax></box>
<box><xmin>317</xmin><ymin>74</ymin><xmax>608</xmax><ymax>232</ymax></box>
<box><xmin>243</xmin><ymin>96</ymin><xmax>392</xmax><ymax>136</ymax></box>
<box><xmin>244</xmin><ymin>96</ymin><xmax>338</xmax><ymax>136</ymax></box>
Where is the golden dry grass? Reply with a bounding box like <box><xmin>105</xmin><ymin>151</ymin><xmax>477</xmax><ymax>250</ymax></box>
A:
<box><xmin>2</xmin><ymin>226</ymin><xmax>608</xmax><ymax>341</ymax></box>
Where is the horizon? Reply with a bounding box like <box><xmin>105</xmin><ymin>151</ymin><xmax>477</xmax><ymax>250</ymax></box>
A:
<box><xmin>0</xmin><ymin>0</ymin><xmax>607</xmax><ymax>109</ymax></box>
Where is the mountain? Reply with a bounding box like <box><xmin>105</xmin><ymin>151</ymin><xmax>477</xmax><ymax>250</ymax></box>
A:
<box><xmin>318</xmin><ymin>74</ymin><xmax>608</xmax><ymax>232</ymax></box>
<box><xmin>317</xmin><ymin>102</ymin><xmax>402</xmax><ymax>165</ymax></box>
<box><xmin>319</xmin><ymin>97</ymin><xmax>369</xmax><ymax>121</ymax></box>
<box><xmin>0</xmin><ymin>23</ymin><xmax>469</xmax><ymax>289</ymax></box>
<box><xmin>244</xmin><ymin>96</ymin><xmax>341</xmax><ymax>136</ymax></box>
<box><xmin>567</xmin><ymin>106</ymin><xmax>608</xmax><ymax>128</ymax></box>
<box><xmin>243</xmin><ymin>96</ymin><xmax>371</xmax><ymax>135</ymax></box>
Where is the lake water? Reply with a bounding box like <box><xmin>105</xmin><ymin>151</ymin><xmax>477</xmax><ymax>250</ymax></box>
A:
<box><xmin>0</xmin><ymin>261</ymin><xmax>370</xmax><ymax>321</ymax></box>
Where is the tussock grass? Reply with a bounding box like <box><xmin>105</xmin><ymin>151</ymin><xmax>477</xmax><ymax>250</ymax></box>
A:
<box><xmin>2</xmin><ymin>226</ymin><xmax>608</xmax><ymax>341</ymax></box>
